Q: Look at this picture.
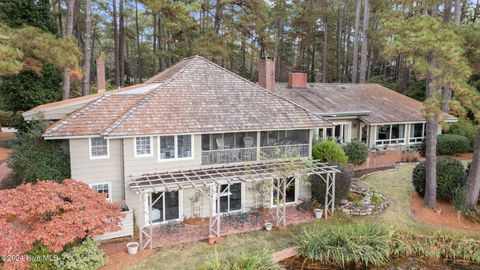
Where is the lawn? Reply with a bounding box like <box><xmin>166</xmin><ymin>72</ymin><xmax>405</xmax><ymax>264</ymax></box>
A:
<box><xmin>126</xmin><ymin>164</ymin><xmax>479</xmax><ymax>270</ymax></box>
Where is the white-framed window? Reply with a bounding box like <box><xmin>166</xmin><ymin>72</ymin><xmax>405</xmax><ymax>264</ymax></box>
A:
<box><xmin>318</xmin><ymin>123</ymin><xmax>351</xmax><ymax>143</ymax></box>
<box><xmin>90</xmin><ymin>182</ymin><xmax>111</xmax><ymax>202</ymax></box>
<box><xmin>135</xmin><ymin>136</ymin><xmax>153</xmax><ymax>157</ymax></box>
<box><xmin>218</xmin><ymin>183</ymin><xmax>242</xmax><ymax>213</ymax></box>
<box><xmin>271</xmin><ymin>177</ymin><xmax>297</xmax><ymax>206</ymax></box>
<box><xmin>90</xmin><ymin>137</ymin><xmax>109</xmax><ymax>159</ymax></box>
<box><xmin>158</xmin><ymin>134</ymin><xmax>193</xmax><ymax>161</ymax></box>
<box><xmin>409</xmin><ymin>123</ymin><xmax>426</xmax><ymax>144</ymax></box>
<box><xmin>375</xmin><ymin>124</ymin><xmax>406</xmax><ymax>145</ymax></box>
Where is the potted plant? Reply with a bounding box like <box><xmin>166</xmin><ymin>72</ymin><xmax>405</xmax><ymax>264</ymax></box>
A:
<box><xmin>208</xmin><ymin>235</ymin><xmax>217</xmax><ymax>245</ymax></box>
<box><xmin>314</xmin><ymin>208</ymin><xmax>323</xmax><ymax>219</ymax></box>
<box><xmin>264</xmin><ymin>223</ymin><xmax>273</xmax><ymax>231</ymax></box>
<box><xmin>127</xmin><ymin>242</ymin><xmax>139</xmax><ymax>255</ymax></box>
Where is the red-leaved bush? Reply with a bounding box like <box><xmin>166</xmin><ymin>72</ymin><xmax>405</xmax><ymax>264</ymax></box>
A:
<box><xmin>0</xmin><ymin>179</ymin><xmax>122</xmax><ymax>269</ymax></box>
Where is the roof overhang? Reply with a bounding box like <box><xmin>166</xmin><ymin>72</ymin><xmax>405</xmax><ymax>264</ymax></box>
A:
<box><xmin>317</xmin><ymin>110</ymin><xmax>371</xmax><ymax>117</ymax></box>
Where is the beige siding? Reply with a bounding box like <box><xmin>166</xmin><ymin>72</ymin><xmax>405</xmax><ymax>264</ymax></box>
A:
<box><xmin>69</xmin><ymin>138</ymin><xmax>123</xmax><ymax>202</ymax></box>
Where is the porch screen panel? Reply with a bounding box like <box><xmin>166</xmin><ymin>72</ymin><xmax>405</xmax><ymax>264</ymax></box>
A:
<box><xmin>286</xmin><ymin>130</ymin><xmax>309</xmax><ymax>144</ymax></box>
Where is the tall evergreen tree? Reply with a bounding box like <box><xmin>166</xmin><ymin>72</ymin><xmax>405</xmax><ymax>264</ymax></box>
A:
<box><xmin>0</xmin><ymin>0</ymin><xmax>64</xmax><ymax>112</ymax></box>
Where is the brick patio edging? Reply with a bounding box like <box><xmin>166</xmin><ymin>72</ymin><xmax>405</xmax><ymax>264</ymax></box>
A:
<box><xmin>272</xmin><ymin>246</ymin><xmax>298</xmax><ymax>263</ymax></box>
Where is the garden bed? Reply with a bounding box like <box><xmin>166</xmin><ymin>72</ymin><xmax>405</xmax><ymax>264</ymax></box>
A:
<box><xmin>337</xmin><ymin>182</ymin><xmax>389</xmax><ymax>216</ymax></box>
<box><xmin>279</xmin><ymin>256</ymin><xmax>480</xmax><ymax>270</ymax></box>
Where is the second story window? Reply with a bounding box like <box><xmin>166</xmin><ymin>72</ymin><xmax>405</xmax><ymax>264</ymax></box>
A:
<box><xmin>90</xmin><ymin>137</ymin><xmax>109</xmax><ymax>159</ymax></box>
<box><xmin>135</xmin><ymin>136</ymin><xmax>152</xmax><ymax>157</ymax></box>
<box><xmin>159</xmin><ymin>135</ymin><xmax>193</xmax><ymax>161</ymax></box>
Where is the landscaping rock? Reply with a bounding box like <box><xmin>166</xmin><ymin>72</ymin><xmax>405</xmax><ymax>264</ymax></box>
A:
<box><xmin>337</xmin><ymin>182</ymin><xmax>389</xmax><ymax>216</ymax></box>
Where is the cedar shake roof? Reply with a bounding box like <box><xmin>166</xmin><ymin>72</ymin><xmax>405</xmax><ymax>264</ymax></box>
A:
<box><xmin>276</xmin><ymin>83</ymin><xmax>457</xmax><ymax>124</ymax></box>
<box><xmin>43</xmin><ymin>94</ymin><xmax>146</xmax><ymax>137</ymax></box>
<box><xmin>43</xmin><ymin>56</ymin><xmax>331</xmax><ymax>138</ymax></box>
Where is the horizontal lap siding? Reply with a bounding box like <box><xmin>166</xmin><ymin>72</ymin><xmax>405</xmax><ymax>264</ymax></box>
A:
<box><xmin>70</xmin><ymin>138</ymin><xmax>123</xmax><ymax>202</ymax></box>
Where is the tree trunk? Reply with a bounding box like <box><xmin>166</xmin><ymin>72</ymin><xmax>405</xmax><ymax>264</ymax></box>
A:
<box><xmin>444</xmin><ymin>0</ymin><xmax>452</xmax><ymax>23</ymax></box>
<box><xmin>336</xmin><ymin>5</ymin><xmax>342</xmax><ymax>82</ymax></box>
<box><xmin>153</xmin><ymin>12</ymin><xmax>157</xmax><ymax>73</ymax></box>
<box><xmin>466</xmin><ymin>130</ymin><xmax>480</xmax><ymax>209</ymax></box>
<box><xmin>113</xmin><ymin>0</ymin><xmax>120</xmax><ymax>86</ymax></box>
<box><xmin>62</xmin><ymin>0</ymin><xmax>75</xmax><ymax>100</ymax></box>
<box><xmin>135</xmin><ymin>0</ymin><xmax>142</xmax><ymax>83</ymax></box>
<box><xmin>352</xmin><ymin>0</ymin><xmax>361</xmax><ymax>83</ymax></box>
<box><xmin>81</xmin><ymin>0</ymin><xmax>92</xmax><ymax>96</ymax></box>
<box><xmin>359</xmin><ymin>0</ymin><xmax>370</xmax><ymax>83</ymax></box>
<box><xmin>119</xmin><ymin>0</ymin><xmax>125</xmax><ymax>86</ymax></box>
<box><xmin>214</xmin><ymin>0</ymin><xmax>223</xmax><ymax>34</ymax></box>
<box><xmin>322</xmin><ymin>19</ymin><xmax>328</xmax><ymax>83</ymax></box>
<box><xmin>455</xmin><ymin>0</ymin><xmax>462</xmax><ymax>24</ymax></box>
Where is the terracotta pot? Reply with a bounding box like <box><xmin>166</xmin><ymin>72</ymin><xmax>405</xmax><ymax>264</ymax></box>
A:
<box><xmin>208</xmin><ymin>235</ymin><xmax>216</xmax><ymax>245</ymax></box>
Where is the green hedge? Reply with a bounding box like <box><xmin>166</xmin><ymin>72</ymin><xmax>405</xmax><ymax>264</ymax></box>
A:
<box><xmin>445</xmin><ymin>119</ymin><xmax>477</xmax><ymax>148</ymax></box>
<box><xmin>311</xmin><ymin>167</ymin><xmax>353</xmax><ymax>205</ymax></box>
<box><xmin>436</xmin><ymin>134</ymin><xmax>471</xmax><ymax>155</ymax></box>
<box><xmin>343</xmin><ymin>139</ymin><xmax>369</xmax><ymax>165</ymax></box>
<box><xmin>54</xmin><ymin>239</ymin><xmax>107</xmax><ymax>270</ymax></box>
<box><xmin>412</xmin><ymin>156</ymin><xmax>467</xmax><ymax>201</ymax></box>
<box><xmin>312</xmin><ymin>139</ymin><xmax>348</xmax><ymax>166</ymax></box>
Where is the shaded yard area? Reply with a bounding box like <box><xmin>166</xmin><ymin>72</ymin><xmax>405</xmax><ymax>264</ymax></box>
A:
<box><xmin>120</xmin><ymin>164</ymin><xmax>480</xmax><ymax>270</ymax></box>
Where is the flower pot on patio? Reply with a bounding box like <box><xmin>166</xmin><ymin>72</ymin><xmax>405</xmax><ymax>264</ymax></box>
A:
<box><xmin>264</xmin><ymin>223</ymin><xmax>273</xmax><ymax>231</ymax></box>
<box><xmin>127</xmin><ymin>242</ymin><xmax>139</xmax><ymax>255</ymax></box>
<box><xmin>208</xmin><ymin>235</ymin><xmax>217</xmax><ymax>245</ymax></box>
<box><xmin>314</xmin><ymin>208</ymin><xmax>323</xmax><ymax>219</ymax></box>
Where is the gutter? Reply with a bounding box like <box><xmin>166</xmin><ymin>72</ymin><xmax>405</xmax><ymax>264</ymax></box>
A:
<box><xmin>316</xmin><ymin>110</ymin><xmax>371</xmax><ymax>117</ymax></box>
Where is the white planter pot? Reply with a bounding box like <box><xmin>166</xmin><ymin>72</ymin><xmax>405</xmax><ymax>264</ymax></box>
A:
<box><xmin>264</xmin><ymin>223</ymin><xmax>273</xmax><ymax>231</ymax></box>
<box><xmin>314</xmin><ymin>208</ymin><xmax>323</xmax><ymax>219</ymax></box>
<box><xmin>127</xmin><ymin>242</ymin><xmax>139</xmax><ymax>255</ymax></box>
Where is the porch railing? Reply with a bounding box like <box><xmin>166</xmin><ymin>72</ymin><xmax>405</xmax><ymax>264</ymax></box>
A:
<box><xmin>260</xmin><ymin>144</ymin><xmax>309</xmax><ymax>159</ymax></box>
<box><xmin>201</xmin><ymin>147</ymin><xmax>257</xmax><ymax>165</ymax></box>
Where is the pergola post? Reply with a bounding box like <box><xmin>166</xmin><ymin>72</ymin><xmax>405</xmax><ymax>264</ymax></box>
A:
<box><xmin>209</xmin><ymin>184</ymin><xmax>221</xmax><ymax>237</ymax></box>
<box><xmin>324</xmin><ymin>172</ymin><xmax>336</xmax><ymax>219</ymax></box>
<box><xmin>148</xmin><ymin>193</ymin><xmax>153</xmax><ymax>249</ymax></box>
<box><xmin>138</xmin><ymin>192</ymin><xmax>144</xmax><ymax>249</ymax></box>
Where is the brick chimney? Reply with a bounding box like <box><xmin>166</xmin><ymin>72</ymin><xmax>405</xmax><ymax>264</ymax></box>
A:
<box><xmin>258</xmin><ymin>56</ymin><xmax>275</xmax><ymax>93</ymax></box>
<box><xmin>96</xmin><ymin>56</ymin><xmax>106</xmax><ymax>95</ymax></box>
<box><xmin>288</xmin><ymin>72</ymin><xmax>307</xmax><ymax>88</ymax></box>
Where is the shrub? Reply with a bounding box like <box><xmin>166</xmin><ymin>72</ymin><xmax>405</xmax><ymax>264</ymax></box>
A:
<box><xmin>445</xmin><ymin>118</ymin><xmax>477</xmax><ymax>148</ymax></box>
<box><xmin>7</xmin><ymin>120</ymin><xmax>70</xmax><ymax>184</ymax></box>
<box><xmin>412</xmin><ymin>156</ymin><xmax>467</xmax><ymax>201</ymax></box>
<box><xmin>0</xmin><ymin>110</ymin><xmax>14</xmax><ymax>127</ymax></box>
<box><xmin>343</xmin><ymin>139</ymin><xmax>369</xmax><ymax>165</ymax></box>
<box><xmin>310</xmin><ymin>166</ymin><xmax>353</xmax><ymax>205</ymax></box>
<box><xmin>465</xmin><ymin>208</ymin><xmax>480</xmax><ymax>223</ymax></box>
<box><xmin>297</xmin><ymin>224</ymin><xmax>390</xmax><ymax>268</ymax></box>
<box><xmin>54</xmin><ymin>239</ymin><xmax>108</xmax><ymax>270</ymax></box>
<box><xmin>197</xmin><ymin>250</ymin><xmax>281</xmax><ymax>270</ymax></box>
<box><xmin>312</xmin><ymin>139</ymin><xmax>348</xmax><ymax>166</ymax></box>
<box><xmin>436</xmin><ymin>134</ymin><xmax>471</xmax><ymax>155</ymax></box>
<box><xmin>27</xmin><ymin>243</ymin><xmax>58</xmax><ymax>270</ymax></box>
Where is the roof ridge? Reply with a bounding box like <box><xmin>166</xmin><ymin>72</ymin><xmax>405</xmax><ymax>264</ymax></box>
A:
<box><xmin>102</xmin><ymin>57</ymin><xmax>199</xmax><ymax>136</ymax></box>
<box><xmin>43</xmin><ymin>94</ymin><xmax>113</xmax><ymax>137</ymax></box>
<box><xmin>193</xmin><ymin>56</ymin><xmax>331</xmax><ymax>124</ymax></box>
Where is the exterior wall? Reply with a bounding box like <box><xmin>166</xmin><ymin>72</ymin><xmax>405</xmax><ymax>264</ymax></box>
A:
<box><xmin>69</xmin><ymin>138</ymin><xmax>124</xmax><ymax>202</ymax></box>
<box><xmin>69</xmin><ymin>129</ymin><xmax>317</xmax><ymax>231</ymax></box>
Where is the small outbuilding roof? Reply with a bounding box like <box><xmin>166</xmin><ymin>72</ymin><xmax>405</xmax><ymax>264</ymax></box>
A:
<box><xmin>276</xmin><ymin>83</ymin><xmax>457</xmax><ymax>124</ymax></box>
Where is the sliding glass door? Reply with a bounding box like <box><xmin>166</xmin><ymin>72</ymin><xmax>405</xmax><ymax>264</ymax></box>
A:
<box><xmin>147</xmin><ymin>191</ymin><xmax>180</xmax><ymax>224</ymax></box>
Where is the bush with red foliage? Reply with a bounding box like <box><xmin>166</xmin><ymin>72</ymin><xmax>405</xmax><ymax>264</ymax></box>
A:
<box><xmin>0</xmin><ymin>179</ymin><xmax>122</xmax><ymax>269</ymax></box>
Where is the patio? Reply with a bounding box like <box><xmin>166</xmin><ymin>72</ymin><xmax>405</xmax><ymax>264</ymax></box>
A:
<box><xmin>147</xmin><ymin>206</ymin><xmax>316</xmax><ymax>248</ymax></box>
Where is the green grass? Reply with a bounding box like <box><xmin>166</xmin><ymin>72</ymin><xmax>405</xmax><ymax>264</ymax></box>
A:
<box><xmin>127</xmin><ymin>164</ymin><xmax>480</xmax><ymax>270</ymax></box>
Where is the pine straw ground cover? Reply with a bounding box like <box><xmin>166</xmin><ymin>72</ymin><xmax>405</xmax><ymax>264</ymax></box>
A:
<box><xmin>127</xmin><ymin>164</ymin><xmax>480</xmax><ymax>270</ymax></box>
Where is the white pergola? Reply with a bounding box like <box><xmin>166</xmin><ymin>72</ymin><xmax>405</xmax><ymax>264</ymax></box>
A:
<box><xmin>127</xmin><ymin>159</ymin><xmax>339</xmax><ymax>249</ymax></box>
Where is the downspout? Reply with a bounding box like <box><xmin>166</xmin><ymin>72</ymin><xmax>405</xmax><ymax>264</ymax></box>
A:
<box><xmin>121</xmin><ymin>138</ymin><xmax>126</xmax><ymax>201</ymax></box>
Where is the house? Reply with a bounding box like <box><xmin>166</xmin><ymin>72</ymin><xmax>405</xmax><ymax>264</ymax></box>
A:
<box><xmin>23</xmin><ymin>56</ymin><xmax>340</xmax><ymax>248</ymax></box>
<box><xmin>23</xmin><ymin>56</ymin><xmax>454</xmax><ymax>247</ymax></box>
